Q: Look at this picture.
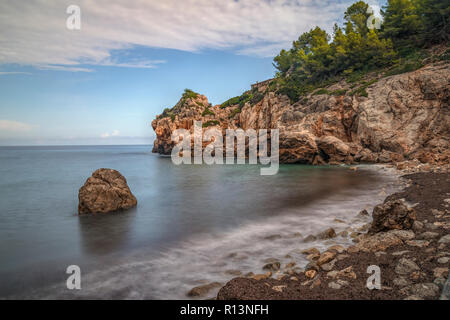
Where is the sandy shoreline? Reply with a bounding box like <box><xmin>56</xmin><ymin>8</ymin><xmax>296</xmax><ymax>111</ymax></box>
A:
<box><xmin>215</xmin><ymin>164</ymin><xmax>450</xmax><ymax>300</ymax></box>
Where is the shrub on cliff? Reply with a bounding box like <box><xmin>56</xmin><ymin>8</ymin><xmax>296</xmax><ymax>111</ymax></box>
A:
<box><xmin>202</xmin><ymin>120</ymin><xmax>220</xmax><ymax>128</ymax></box>
<box><xmin>181</xmin><ymin>88</ymin><xmax>199</xmax><ymax>104</ymax></box>
<box><xmin>202</xmin><ymin>106</ymin><xmax>215</xmax><ymax>116</ymax></box>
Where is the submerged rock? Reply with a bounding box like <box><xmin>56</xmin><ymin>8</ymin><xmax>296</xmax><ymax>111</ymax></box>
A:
<box><xmin>78</xmin><ymin>168</ymin><xmax>137</xmax><ymax>214</ymax></box>
<box><xmin>263</xmin><ymin>261</ymin><xmax>281</xmax><ymax>272</ymax></box>
<box><xmin>316</xmin><ymin>228</ymin><xmax>337</xmax><ymax>239</ymax></box>
<box><xmin>187</xmin><ymin>282</ymin><xmax>222</xmax><ymax>297</ymax></box>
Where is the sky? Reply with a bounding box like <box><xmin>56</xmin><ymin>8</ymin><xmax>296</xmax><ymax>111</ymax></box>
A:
<box><xmin>0</xmin><ymin>0</ymin><xmax>383</xmax><ymax>146</ymax></box>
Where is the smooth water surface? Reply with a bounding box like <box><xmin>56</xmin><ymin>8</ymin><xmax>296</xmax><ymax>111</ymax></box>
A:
<box><xmin>0</xmin><ymin>145</ymin><xmax>401</xmax><ymax>299</ymax></box>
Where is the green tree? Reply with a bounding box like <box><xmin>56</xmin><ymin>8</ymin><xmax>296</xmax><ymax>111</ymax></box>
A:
<box><xmin>381</xmin><ymin>0</ymin><xmax>423</xmax><ymax>49</ymax></box>
<box><xmin>417</xmin><ymin>0</ymin><xmax>450</xmax><ymax>44</ymax></box>
<box><xmin>344</xmin><ymin>1</ymin><xmax>371</xmax><ymax>35</ymax></box>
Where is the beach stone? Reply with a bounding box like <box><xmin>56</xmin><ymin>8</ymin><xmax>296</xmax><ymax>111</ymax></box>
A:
<box><xmin>303</xmin><ymin>235</ymin><xmax>317</xmax><ymax>242</ymax></box>
<box><xmin>284</xmin><ymin>268</ymin><xmax>294</xmax><ymax>276</ymax></box>
<box><xmin>433</xmin><ymin>267</ymin><xmax>449</xmax><ymax>278</ymax></box>
<box><xmin>271</xmin><ymin>285</ymin><xmax>287</xmax><ymax>293</ymax></box>
<box><xmin>327</xmin><ymin>245</ymin><xmax>345</xmax><ymax>253</ymax></box>
<box><xmin>437</xmin><ymin>257</ymin><xmax>450</xmax><ymax>264</ymax></box>
<box><xmin>305</xmin><ymin>261</ymin><xmax>319</xmax><ymax>272</ymax></box>
<box><xmin>187</xmin><ymin>282</ymin><xmax>222</xmax><ymax>297</ymax></box>
<box><xmin>285</xmin><ymin>262</ymin><xmax>296</xmax><ymax>269</ymax></box>
<box><xmin>224</xmin><ymin>270</ymin><xmax>242</xmax><ymax>276</ymax></box>
<box><xmin>440</xmin><ymin>278</ymin><xmax>450</xmax><ymax>300</ymax></box>
<box><xmin>338</xmin><ymin>231</ymin><xmax>348</xmax><ymax>237</ymax></box>
<box><xmin>417</xmin><ymin>231</ymin><xmax>440</xmax><ymax>240</ymax></box>
<box><xmin>306</xmin><ymin>253</ymin><xmax>320</xmax><ymax>261</ymax></box>
<box><xmin>301</xmin><ymin>247</ymin><xmax>320</xmax><ymax>255</ymax></box>
<box><xmin>263</xmin><ymin>262</ymin><xmax>281</xmax><ymax>272</ymax></box>
<box><xmin>395</xmin><ymin>258</ymin><xmax>420</xmax><ymax>275</ymax></box>
<box><xmin>310</xmin><ymin>278</ymin><xmax>321</xmax><ymax>289</ymax></box>
<box><xmin>251</xmin><ymin>272</ymin><xmax>272</xmax><ymax>280</ymax></box>
<box><xmin>78</xmin><ymin>168</ymin><xmax>137</xmax><ymax>214</ymax></box>
<box><xmin>317</xmin><ymin>228</ymin><xmax>337</xmax><ymax>239</ymax></box>
<box><xmin>425</xmin><ymin>223</ymin><xmax>439</xmax><ymax>230</ymax></box>
<box><xmin>356</xmin><ymin>232</ymin><xmax>403</xmax><ymax>252</ymax></box>
<box><xmin>387</xmin><ymin>230</ymin><xmax>415</xmax><ymax>241</ymax></box>
<box><xmin>406</xmin><ymin>240</ymin><xmax>430</xmax><ymax>248</ymax></box>
<box><xmin>437</xmin><ymin>251</ymin><xmax>450</xmax><ymax>257</ymax></box>
<box><xmin>392</xmin><ymin>250</ymin><xmax>410</xmax><ymax>256</ymax></box>
<box><xmin>321</xmin><ymin>259</ymin><xmax>337</xmax><ymax>271</ymax></box>
<box><xmin>357</xmin><ymin>209</ymin><xmax>369</xmax><ymax>218</ymax></box>
<box><xmin>438</xmin><ymin>234</ymin><xmax>450</xmax><ymax>244</ymax></box>
<box><xmin>393</xmin><ymin>277</ymin><xmax>410</xmax><ymax>287</ymax></box>
<box><xmin>357</xmin><ymin>223</ymin><xmax>370</xmax><ymax>232</ymax></box>
<box><xmin>413</xmin><ymin>221</ymin><xmax>424</xmax><ymax>232</ymax></box>
<box><xmin>369</xmin><ymin>200</ymin><xmax>416</xmax><ymax>233</ymax></box>
<box><xmin>404</xmin><ymin>295</ymin><xmax>423</xmax><ymax>300</ymax></box>
<box><xmin>305</xmin><ymin>270</ymin><xmax>317</xmax><ymax>279</ymax></box>
<box><xmin>336</xmin><ymin>254</ymin><xmax>350</xmax><ymax>261</ymax></box>
<box><xmin>328</xmin><ymin>281</ymin><xmax>342</xmax><ymax>289</ymax></box>
<box><xmin>264</xmin><ymin>234</ymin><xmax>282</xmax><ymax>241</ymax></box>
<box><xmin>434</xmin><ymin>277</ymin><xmax>446</xmax><ymax>289</ymax></box>
<box><xmin>350</xmin><ymin>231</ymin><xmax>360</xmax><ymax>239</ymax></box>
<box><xmin>347</xmin><ymin>246</ymin><xmax>359</xmax><ymax>253</ymax></box>
<box><xmin>409</xmin><ymin>283</ymin><xmax>440</xmax><ymax>298</ymax></box>
<box><xmin>263</xmin><ymin>257</ymin><xmax>279</xmax><ymax>264</ymax></box>
<box><xmin>327</xmin><ymin>266</ymin><xmax>356</xmax><ymax>280</ymax></box>
<box><xmin>317</xmin><ymin>251</ymin><xmax>336</xmax><ymax>266</ymax></box>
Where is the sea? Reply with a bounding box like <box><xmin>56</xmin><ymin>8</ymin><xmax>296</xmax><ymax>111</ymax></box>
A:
<box><xmin>0</xmin><ymin>145</ymin><xmax>403</xmax><ymax>299</ymax></box>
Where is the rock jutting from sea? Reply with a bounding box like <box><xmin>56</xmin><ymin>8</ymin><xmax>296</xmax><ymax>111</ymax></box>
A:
<box><xmin>78</xmin><ymin>168</ymin><xmax>137</xmax><ymax>214</ymax></box>
<box><xmin>151</xmin><ymin>63</ymin><xmax>449</xmax><ymax>168</ymax></box>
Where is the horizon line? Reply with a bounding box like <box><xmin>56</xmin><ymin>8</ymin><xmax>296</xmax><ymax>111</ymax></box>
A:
<box><xmin>0</xmin><ymin>143</ymin><xmax>154</xmax><ymax>148</ymax></box>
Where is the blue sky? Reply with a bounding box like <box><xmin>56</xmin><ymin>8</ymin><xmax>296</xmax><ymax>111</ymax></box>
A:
<box><xmin>0</xmin><ymin>0</ymin><xmax>383</xmax><ymax>145</ymax></box>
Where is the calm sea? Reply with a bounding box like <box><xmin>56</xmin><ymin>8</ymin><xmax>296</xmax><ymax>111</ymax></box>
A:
<box><xmin>0</xmin><ymin>145</ymin><xmax>401</xmax><ymax>299</ymax></box>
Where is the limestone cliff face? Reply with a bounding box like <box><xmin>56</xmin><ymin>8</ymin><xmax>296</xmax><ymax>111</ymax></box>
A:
<box><xmin>152</xmin><ymin>62</ymin><xmax>449</xmax><ymax>165</ymax></box>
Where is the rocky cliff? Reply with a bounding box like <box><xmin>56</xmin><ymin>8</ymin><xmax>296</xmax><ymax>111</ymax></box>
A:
<box><xmin>152</xmin><ymin>62</ymin><xmax>449</xmax><ymax>166</ymax></box>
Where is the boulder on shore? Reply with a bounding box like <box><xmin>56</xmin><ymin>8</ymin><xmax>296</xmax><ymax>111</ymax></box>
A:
<box><xmin>369</xmin><ymin>200</ymin><xmax>416</xmax><ymax>233</ymax></box>
<box><xmin>78</xmin><ymin>168</ymin><xmax>137</xmax><ymax>214</ymax></box>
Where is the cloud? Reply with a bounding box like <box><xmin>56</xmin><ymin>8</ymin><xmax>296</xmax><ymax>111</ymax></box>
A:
<box><xmin>0</xmin><ymin>0</ymin><xmax>374</xmax><ymax>71</ymax></box>
<box><xmin>0</xmin><ymin>120</ymin><xmax>35</xmax><ymax>132</ymax></box>
<box><xmin>0</xmin><ymin>71</ymin><xmax>32</xmax><ymax>75</ymax></box>
<box><xmin>101</xmin><ymin>129</ymin><xmax>120</xmax><ymax>138</ymax></box>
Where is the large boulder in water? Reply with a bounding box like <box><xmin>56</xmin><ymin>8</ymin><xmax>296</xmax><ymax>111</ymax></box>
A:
<box><xmin>78</xmin><ymin>168</ymin><xmax>137</xmax><ymax>214</ymax></box>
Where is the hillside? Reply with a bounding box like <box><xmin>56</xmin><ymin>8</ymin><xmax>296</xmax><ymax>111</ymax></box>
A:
<box><xmin>151</xmin><ymin>0</ymin><xmax>449</xmax><ymax>167</ymax></box>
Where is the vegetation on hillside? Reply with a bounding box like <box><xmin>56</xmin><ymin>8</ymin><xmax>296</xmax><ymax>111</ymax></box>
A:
<box><xmin>272</xmin><ymin>0</ymin><xmax>449</xmax><ymax>102</ymax></box>
<box><xmin>160</xmin><ymin>1</ymin><xmax>449</xmax><ymax>119</ymax></box>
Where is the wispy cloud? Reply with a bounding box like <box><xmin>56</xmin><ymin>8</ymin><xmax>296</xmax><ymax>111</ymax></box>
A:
<box><xmin>0</xmin><ymin>120</ymin><xmax>36</xmax><ymax>132</ymax></box>
<box><xmin>0</xmin><ymin>0</ymin><xmax>374</xmax><ymax>71</ymax></box>
<box><xmin>0</xmin><ymin>71</ymin><xmax>32</xmax><ymax>75</ymax></box>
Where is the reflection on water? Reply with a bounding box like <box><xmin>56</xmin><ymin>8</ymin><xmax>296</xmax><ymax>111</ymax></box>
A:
<box><xmin>0</xmin><ymin>145</ymin><xmax>401</xmax><ymax>298</ymax></box>
<box><xmin>77</xmin><ymin>208</ymin><xmax>137</xmax><ymax>255</ymax></box>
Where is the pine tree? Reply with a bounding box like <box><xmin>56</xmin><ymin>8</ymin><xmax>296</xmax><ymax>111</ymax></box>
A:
<box><xmin>417</xmin><ymin>0</ymin><xmax>450</xmax><ymax>44</ymax></box>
